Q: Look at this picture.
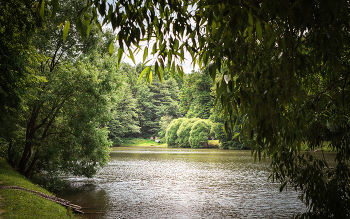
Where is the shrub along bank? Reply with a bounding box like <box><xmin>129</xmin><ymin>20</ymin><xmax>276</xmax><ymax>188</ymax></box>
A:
<box><xmin>0</xmin><ymin>158</ymin><xmax>77</xmax><ymax>219</ymax></box>
<box><xmin>166</xmin><ymin>117</ymin><xmax>249</xmax><ymax>149</ymax></box>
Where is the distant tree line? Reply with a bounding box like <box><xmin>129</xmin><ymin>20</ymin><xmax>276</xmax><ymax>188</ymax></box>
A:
<box><xmin>111</xmin><ymin>65</ymin><xmax>248</xmax><ymax>149</ymax></box>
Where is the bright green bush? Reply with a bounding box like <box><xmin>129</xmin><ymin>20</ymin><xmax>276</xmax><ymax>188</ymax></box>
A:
<box><xmin>176</xmin><ymin>118</ymin><xmax>199</xmax><ymax>147</ymax></box>
<box><xmin>166</xmin><ymin>118</ymin><xmax>185</xmax><ymax>147</ymax></box>
<box><xmin>189</xmin><ymin>119</ymin><xmax>212</xmax><ymax>148</ymax></box>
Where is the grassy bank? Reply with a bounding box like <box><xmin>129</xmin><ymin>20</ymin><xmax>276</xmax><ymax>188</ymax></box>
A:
<box><xmin>300</xmin><ymin>141</ymin><xmax>334</xmax><ymax>152</ymax></box>
<box><xmin>118</xmin><ymin>138</ymin><xmax>221</xmax><ymax>148</ymax></box>
<box><xmin>0</xmin><ymin>158</ymin><xmax>77</xmax><ymax>219</ymax></box>
<box><xmin>208</xmin><ymin>140</ymin><xmax>220</xmax><ymax>147</ymax></box>
<box><xmin>117</xmin><ymin>138</ymin><xmax>221</xmax><ymax>148</ymax></box>
<box><xmin>120</xmin><ymin>138</ymin><xmax>167</xmax><ymax>147</ymax></box>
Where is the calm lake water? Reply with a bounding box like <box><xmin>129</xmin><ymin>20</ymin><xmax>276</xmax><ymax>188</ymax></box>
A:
<box><xmin>57</xmin><ymin>147</ymin><xmax>307</xmax><ymax>218</ymax></box>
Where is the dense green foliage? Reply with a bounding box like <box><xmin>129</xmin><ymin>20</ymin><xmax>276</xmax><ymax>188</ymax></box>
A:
<box><xmin>158</xmin><ymin>114</ymin><xmax>174</xmax><ymax>142</ymax></box>
<box><xmin>0</xmin><ymin>0</ymin><xmax>42</xmax><ymax>120</ymax></box>
<box><xmin>108</xmin><ymin>64</ymin><xmax>182</xmax><ymax>141</ymax></box>
<box><xmin>76</xmin><ymin>0</ymin><xmax>350</xmax><ymax>217</ymax></box>
<box><xmin>0</xmin><ymin>0</ymin><xmax>120</xmax><ymax>178</ymax></box>
<box><xmin>136</xmin><ymin>79</ymin><xmax>181</xmax><ymax>137</ymax></box>
<box><xmin>4</xmin><ymin>0</ymin><xmax>350</xmax><ymax>217</ymax></box>
<box><xmin>179</xmin><ymin>71</ymin><xmax>213</xmax><ymax>119</ymax></box>
<box><xmin>189</xmin><ymin>119</ymin><xmax>212</xmax><ymax>148</ymax></box>
<box><xmin>166</xmin><ymin>118</ymin><xmax>186</xmax><ymax>147</ymax></box>
<box><xmin>190</xmin><ymin>2</ymin><xmax>350</xmax><ymax>217</ymax></box>
<box><xmin>166</xmin><ymin>118</ymin><xmax>214</xmax><ymax>148</ymax></box>
<box><xmin>108</xmin><ymin>83</ymin><xmax>140</xmax><ymax>145</ymax></box>
<box><xmin>176</xmin><ymin>118</ymin><xmax>199</xmax><ymax>147</ymax></box>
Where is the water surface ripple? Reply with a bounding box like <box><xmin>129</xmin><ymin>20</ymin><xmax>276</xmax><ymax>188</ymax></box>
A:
<box><xmin>57</xmin><ymin>147</ymin><xmax>307</xmax><ymax>218</ymax></box>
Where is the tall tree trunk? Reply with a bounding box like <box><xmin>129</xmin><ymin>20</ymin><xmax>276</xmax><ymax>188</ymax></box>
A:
<box><xmin>18</xmin><ymin>141</ymin><xmax>32</xmax><ymax>175</ymax></box>
<box><xmin>7</xmin><ymin>140</ymin><xmax>15</xmax><ymax>168</ymax></box>
<box><xmin>24</xmin><ymin>154</ymin><xmax>38</xmax><ymax>177</ymax></box>
<box><xmin>19</xmin><ymin>105</ymin><xmax>38</xmax><ymax>174</ymax></box>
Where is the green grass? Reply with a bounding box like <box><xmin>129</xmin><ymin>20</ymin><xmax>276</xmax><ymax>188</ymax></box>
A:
<box><xmin>300</xmin><ymin>141</ymin><xmax>335</xmax><ymax>152</ymax></box>
<box><xmin>0</xmin><ymin>158</ymin><xmax>78</xmax><ymax>219</ymax></box>
<box><xmin>208</xmin><ymin>140</ymin><xmax>220</xmax><ymax>147</ymax></box>
<box><xmin>119</xmin><ymin>138</ymin><xmax>167</xmax><ymax>147</ymax></box>
<box><xmin>117</xmin><ymin>138</ymin><xmax>221</xmax><ymax>148</ymax></box>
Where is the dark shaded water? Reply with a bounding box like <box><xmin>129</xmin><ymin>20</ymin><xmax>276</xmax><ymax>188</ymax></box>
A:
<box><xmin>57</xmin><ymin>147</ymin><xmax>307</xmax><ymax>218</ymax></box>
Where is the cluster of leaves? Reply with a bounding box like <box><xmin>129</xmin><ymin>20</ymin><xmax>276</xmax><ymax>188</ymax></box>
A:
<box><xmin>91</xmin><ymin>0</ymin><xmax>350</xmax><ymax>216</ymax></box>
<box><xmin>0</xmin><ymin>0</ymin><xmax>42</xmax><ymax>119</ymax></box>
<box><xmin>166</xmin><ymin>118</ymin><xmax>213</xmax><ymax>148</ymax></box>
<box><xmin>6</xmin><ymin>0</ymin><xmax>350</xmax><ymax>216</ymax></box>
<box><xmin>210</xmin><ymin>122</ymin><xmax>248</xmax><ymax>150</ymax></box>
<box><xmin>108</xmin><ymin>82</ymin><xmax>141</xmax><ymax>145</ymax></box>
<box><xmin>190</xmin><ymin>1</ymin><xmax>350</xmax><ymax>217</ymax></box>
<box><xmin>111</xmin><ymin>64</ymin><xmax>182</xmax><ymax>143</ymax></box>
<box><xmin>179</xmin><ymin>70</ymin><xmax>214</xmax><ymax>119</ymax></box>
<box><xmin>0</xmin><ymin>0</ymin><xmax>124</xmax><ymax>179</ymax></box>
<box><xmin>189</xmin><ymin>119</ymin><xmax>212</xmax><ymax>148</ymax></box>
<box><xmin>158</xmin><ymin>114</ymin><xmax>174</xmax><ymax>143</ymax></box>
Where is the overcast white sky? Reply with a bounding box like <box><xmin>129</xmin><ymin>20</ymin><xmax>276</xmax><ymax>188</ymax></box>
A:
<box><xmin>120</xmin><ymin>44</ymin><xmax>198</xmax><ymax>74</ymax></box>
<box><xmin>100</xmin><ymin>4</ymin><xmax>199</xmax><ymax>74</ymax></box>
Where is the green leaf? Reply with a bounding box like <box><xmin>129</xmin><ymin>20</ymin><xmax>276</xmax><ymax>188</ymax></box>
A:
<box><xmin>171</xmin><ymin>61</ymin><xmax>175</xmax><ymax>76</ymax></box>
<box><xmin>63</xmin><ymin>21</ymin><xmax>70</xmax><ymax>43</ymax></box>
<box><xmin>137</xmin><ymin>66</ymin><xmax>151</xmax><ymax>83</ymax></box>
<box><xmin>155</xmin><ymin>61</ymin><xmax>163</xmax><ymax>82</ymax></box>
<box><xmin>155</xmin><ymin>61</ymin><xmax>159</xmax><ymax>78</ymax></box>
<box><xmin>149</xmin><ymin>70</ymin><xmax>153</xmax><ymax>84</ymax></box>
<box><xmin>129</xmin><ymin>48</ymin><xmax>136</xmax><ymax>65</ymax></box>
<box><xmin>256</xmin><ymin>20</ymin><xmax>262</xmax><ymax>41</ymax></box>
<box><xmin>209</xmin><ymin>63</ymin><xmax>216</xmax><ymax>82</ymax></box>
<box><xmin>58</xmin><ymin>23</ymin><xmax>63</xmax><ymax>30</ymax></box>
<box><xmin>117</xmin><ymin>48</ymin><xmax>123</xmax><ymax>67</ymax></box>
<box><xmin>232</xmin><ymin>133</ymin><xmax>240</xmax><ymax>140</ymax></box>
<box><xmin>216</xmin><ymin>58</ymin><xmax>221</xmax><ymax>73</ymax></box>
<box><xmin>143</xmin><ymin>47</ymin><xmax>148</xmax><ymax>63</ymax></box>
<box><xmin>180</xmin><ymin>47</ymin><xmax>184</xmax><ymax>60</ymax></box>
<box><xmin>76</xmin><ymin>17</ymin><xmax>84</xmax><ymax>39</ymax></box>
<box><xmin>177</xmin><ymin>65</ymin><xmax>184</xmax><ymax>79</ymax></box>
<box><xmin>174</xmin><ymin>39</ymin><xmax>179</xmax><ymax>51</ymax></box>
<box><xmin>51</xmin><ymin>0</ymin><xmax>58</xmax><ymax>21</ymax></box>
<box><xmin>83</xmin><ymin>12</ymin><xmax>90</xmax><ymax>26</ymax></box>
<box><xmin>203</xmin><ymin>51</ymin><xmax>209</xmax><ymax>66</ymax></box>
<box><xmin>247</xmin><ymin>11</ymin><xmax>253</xmax><ymax>38</ymax></box>
<box><xmin>223</xmin><ymin>121</ymin><xmax>228</xmax><ymax>134</ymax></box>
<box><xmin>40</xmin><ymin>0</ymin><xmax>45</xmax><ymax>21</ymax></box>
<box><xmin>152</xmin><ymin>43</ymin><xmax>157</xmax><ymax>54</ymax></box>
<box><xmin>86</xmin><ymin>24</ymin><xmax>91</xmax><ymax>38</ymax></box>
<box><xmin>268</xmin><ymin>28</ymin><xmax>282</xmax><ymax>48</ymax></box>
<box><xmin>158</xmin><ymin>57</ymin><xmax>165</xmax><ymax>70</ymax></box>
<box><xmin>109</xmin><ymin>41</ymin><xmax>114</xmax><ymax>55</ymax></box>
<box><xmin>158</xmin><ymin>66</ymin><xmax>164</xmax><ymax>82</ymax></box>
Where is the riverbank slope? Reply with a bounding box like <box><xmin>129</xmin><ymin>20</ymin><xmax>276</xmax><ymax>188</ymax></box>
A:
<box><xmin>0</xmin><ymin>158</ymin><xmax>77</xmax><ymax>219</ymax></box>
<box><xmin>118</xmin><ymin>138</ymin><xmax>220</xmax><ymax>148</ymax></box>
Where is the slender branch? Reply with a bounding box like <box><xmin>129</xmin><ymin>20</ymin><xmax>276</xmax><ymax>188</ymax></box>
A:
<box><xmin>50</xmin><ymin>41</ymin><xmax>62</xmax><ymax>72</ymax></box>
<box><xmin>39</xmin><ymin>98</ymin><xmax>68</xmax><ymax>143</ymax></box>
<box><xmin>319</xmin><ymin>71</ymin><xmax>350</xmax><ymax>95</ymax></box>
